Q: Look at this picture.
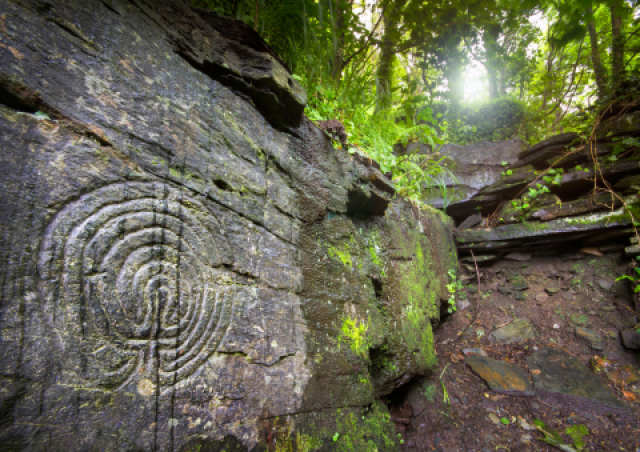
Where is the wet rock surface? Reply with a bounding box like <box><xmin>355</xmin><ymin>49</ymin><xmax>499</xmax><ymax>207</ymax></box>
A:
<box><xmin>0</xmin><ymin>1</ymin><xmax>456</xmax><ymax>451</ymax></box>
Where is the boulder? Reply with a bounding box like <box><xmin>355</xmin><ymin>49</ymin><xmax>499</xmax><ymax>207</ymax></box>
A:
<box><xmin>0</xmin><ymin>1</ymin><xmax>456</xmax><ymax>450</ymax></box>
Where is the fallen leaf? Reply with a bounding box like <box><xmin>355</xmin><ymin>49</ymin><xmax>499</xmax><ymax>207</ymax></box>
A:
<box><xmin>488</xmin><ymin>413</ymin><xmax>501</xmax><ymax>425</ymax></box>
<box><xmin>610</xmin><ymin>365</ymin><xmax>639</xmax><ymax>386</ymax></box>
<box><xmin>8</xmin><ymin>46</ymin><xmax>24</xmax><ymax>60</ymax></box>
<box><xmin>590</xmin><ymin>356</ymin><xmax>613</xmax><ymax>373</ymax></box>
<box><xmin>622</xmin><ymin>390</ymin><xmax>637</xmax><ymax>401</ymax></box>
<box><xmin>516</xmin><ymin>416</ymin><xmax>536</xmax><ymax>431</ymax></box>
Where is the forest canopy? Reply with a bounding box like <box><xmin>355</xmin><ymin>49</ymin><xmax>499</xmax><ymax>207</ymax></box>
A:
<box><xmin>192</xmin><ymin>0</ymin><xmax>640</xmax><ymax>200</ymax></box>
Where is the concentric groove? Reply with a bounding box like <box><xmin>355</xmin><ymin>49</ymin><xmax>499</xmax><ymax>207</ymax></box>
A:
<box><xmin>39</xmin><ymin>182</ymin><xmax>232</xmax><ymax>390</ymax></box>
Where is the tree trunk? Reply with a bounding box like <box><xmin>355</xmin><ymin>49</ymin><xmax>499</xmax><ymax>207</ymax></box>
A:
<box><xmin>376</xmin><ymin>5</ymin><xmax>401</xmax><ymax>112</ymax></box>
<box><xmin>483</xmin><ymin>25</ymin><xmax>501</xmax><ymax>100</ymax></box>
<box><xmin>499</xmin><ymin>66</ymin><xmax>507</xmax><ymax>96</ymax></box>
<box><xmin>442</xmin><ymin>32</ymin><xmax>465</xmax><ymax>109</ymax></box>
<box><xmin>610</xmin><ymin>0</ymin><xmax>625</xmax><ymax>94</ymax></box>
<box><xmin>586</xmin><ymin>4</ymin><xmax>608</xmax><ymax>98</ymax></box>
<box><xmin>331</xmin><ymin>0</ymin><xmax>346</xmax><ymax>83</ymax></box>
<box><xmin>519</xmin><ymin>73</ymin><xmax>524</xmax><ymax>100</ymax></box>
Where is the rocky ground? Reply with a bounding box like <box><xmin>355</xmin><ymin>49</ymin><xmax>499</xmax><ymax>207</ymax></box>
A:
<box><xmin>393</xmin><ymin>250</ymin><xmax>640</xmax><ymax>452</ymax></box>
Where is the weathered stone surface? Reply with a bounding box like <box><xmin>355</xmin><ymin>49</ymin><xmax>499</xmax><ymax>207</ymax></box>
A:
<box><xmin>0</xmin><ymin>1</ymin><xmax>456</xmax><ymax>451</ymax></box>
<box><xmin>621</xmin><ymin>330</ymin><xmax>640</xmax><ymax>349</ymax></box>
<box><xmin>446</xmin><ymin>121</ymin><xmax>640</xmax><ymax>260</ymax></box>
<box><xmin>527</xmin><ymin>193</ymin><xmax>623</xmax><ymax>223</ymax></box>
<box><xmin>517</xmin><ymin>133</ymin><xmax>580</xmax><ymax>161</ymax></box>
<box><xmin>575</xmin><ymin>327</ymin><xmax>603</xmax><ymax>350</ymax></box>
<box><xmin>536</xmin><ymin>292</ymin><xmax>549</xmax><ymax>302</ymax></box>
<box><xmin>457</xmin><ymin>209</ymin><xmax>634</xmax><ymax>245</ymax></box>
<box><xmin>462</xmin><ymin>348</ymin><xmax>488</xmax><ymax>357</ymax></box>
<box><xmin>491</xmin><ymin>319</ymin><xmax>535</xmax><ymax>343</ymax></box>
<box><xmin>421</xmin><ymin>138</ymin><xmax>523</xmax><ymax>209</ymax></box>
<box><xmin>528</xmin><ymin>348</ymin><xmax>627</xmax><ymax>410</ymax></box>
<box><xmin>466</xmin><ymin>356</ymin><xmax>534</xmax><ymax>395</ymax></box>
<box><xmin>511</xmin><ymin>281</ymin><xmax>530</xmax><ymax>291</ymax></box>
<box><xmin>458</xmin><ymin>213</ymin><xmax>484</xmax><ymax>230</ymax></box>
<box><xmin>597</xmin><ymin>279</ymin><xmax>613</xmax><ymax>290</ymax></box>
<box><xmin>505</xmin><ymin>252</ymin><xmax>532</xmax><ymax>261</ymax></box>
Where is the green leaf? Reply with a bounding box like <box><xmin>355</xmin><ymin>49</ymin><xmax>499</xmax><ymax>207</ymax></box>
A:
<box><xmin>34</xmin><ymin>111</ymin><xmax>51</xmax><ymax>120</ymax></box>
<box><xmin>332</xmin><ymin>432</ymin><xmax>339</xmax><ymax>442</ymax></box>
<box><xmin>565</xmin><ymin>424</ymin><xmax>588</xmax><ymax>450</ymax></box>
<box><xmin>500</xmin><ymin>417</ymin><xmax>509</xmax><ymax>425</ymax></box>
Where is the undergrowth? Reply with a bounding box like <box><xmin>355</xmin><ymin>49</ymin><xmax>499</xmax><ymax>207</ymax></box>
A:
<box><xmin>301</xmin><ymin>74</ymin><xmax>454</xmax><ymax>204</ymax></box>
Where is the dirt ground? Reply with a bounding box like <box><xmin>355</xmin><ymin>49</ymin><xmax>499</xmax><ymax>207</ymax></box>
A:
<box><xmin>396</xmin><ymin>250</ymin><xmax>640</xmax><ymax>452</ymax></box>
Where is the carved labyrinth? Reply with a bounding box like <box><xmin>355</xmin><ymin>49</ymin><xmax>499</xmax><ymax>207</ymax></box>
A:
<box><xmin>39</xmin><ymin>183</ymin><xmax>233</xmax><ymax>390</ymax></box>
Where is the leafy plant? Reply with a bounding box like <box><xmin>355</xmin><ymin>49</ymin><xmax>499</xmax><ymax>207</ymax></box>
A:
<box><xmin>445</xmin><ymin>269</ymin><xmax>463</xmax><ymax>314</ymax></box>
<box><xmin>533</xmin><ymin>420</ymin><xmax>589</xmax><ymax>452</ymax></box>
<box><xmin>616</xmin><ymin>256</ymin><xmax>640</xmax><ymax>292</ymax></box>
<box><xmin>542</xmin><ymin>168</ymin><xmax>565</xmax><ymax>186</ymax></box>
<box><xmin>422</xmin><ymin>383</ymin><xmax>436</xmax><ymax>402</ymax></box>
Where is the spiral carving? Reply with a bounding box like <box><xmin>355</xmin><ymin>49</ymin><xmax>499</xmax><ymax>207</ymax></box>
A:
<box><xmin>39</xmin><ymin>182</ymin><xmax>232</xmax><ymax>391</ymax></box>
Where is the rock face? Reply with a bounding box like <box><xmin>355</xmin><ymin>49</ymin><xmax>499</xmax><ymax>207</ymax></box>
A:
<box><xmin>420</xmin><ymin>138</ymin><xmax>524</xmax><ymax>211</ymax></box>
<box><xmin>448</xmin><ymin>121</ymin><xmax>640</xmax><ymax>261</ymax></box>
<box><xmin>0</xmin><ymin>1</ymin><xmax>456</xmax><ymax>451</ymax></box>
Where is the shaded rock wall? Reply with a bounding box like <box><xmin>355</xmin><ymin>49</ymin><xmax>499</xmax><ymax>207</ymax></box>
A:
<box><xmin>0</xmin><ymin>1</ymin><xmax>456</xmax><ymax>451</ymax></box>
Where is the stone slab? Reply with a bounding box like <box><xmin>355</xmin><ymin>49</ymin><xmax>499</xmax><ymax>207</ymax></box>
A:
<box><xmin>466</xmin><ymin>356</ymin><xmax>534</xmax><ymax>395</ymax></box>
<box><xmin>528</xmin><ymin>348</ymin><xmax>627</xmax><ymax>410</ymax></box>
<box><xmin>621</xmin><ymin>330</ymin><xmax>640</xmax><ymax>350</ymax></box>
<box><xmin>492</xmin><ymin>319</ymin><xmax>535</xmax><ymax>343</ymax></box>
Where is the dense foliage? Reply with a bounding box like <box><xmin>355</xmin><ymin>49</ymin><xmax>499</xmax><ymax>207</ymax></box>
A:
<box><xmin>193</xmin><ymin>0</ymin><xmax>640</xmax><ymax>203</ymax></box>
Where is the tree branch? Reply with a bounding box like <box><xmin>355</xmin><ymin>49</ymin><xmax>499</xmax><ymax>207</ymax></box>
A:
<box><xmin>340</xmin><ymin>0</ymin><xmax>390</xmax><ymax>69</ymax></box>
